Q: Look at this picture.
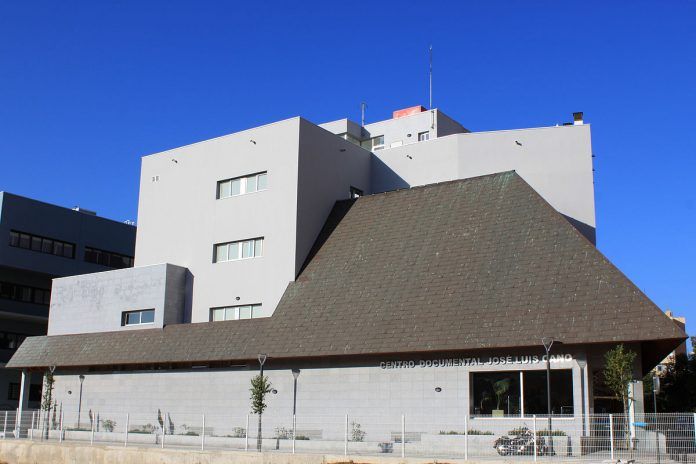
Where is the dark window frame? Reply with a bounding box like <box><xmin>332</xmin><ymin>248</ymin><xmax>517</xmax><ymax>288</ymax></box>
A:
<box><xmin>0</xmin><ymin>281</ymin><xmax>51</xmax><ymax>306</ymax></box>
<box><xmin>8</xmin><ymin>229</ymin><xmax>75</xmax><ymax>259</ymax></box>
<box><xmin>84</xmin><ymin>246</ymin><xmax>134</xmax><ymax>269</ymax></box>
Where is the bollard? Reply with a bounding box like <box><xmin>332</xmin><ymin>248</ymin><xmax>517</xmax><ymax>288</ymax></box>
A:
<box><xmin>90</xmin><ymin>417</ymin><xmax>95</xmax><ymax>445</ymax></box>
<box><xmin>401</xmin><ymin>414</ymin><xmax>406</xmax><ymax>458</ymax></box>
<box><xmin>292</xmin><ymin>414</ymin><xmax>296</xmax><ymax>454</ymax></box>
<box><xmin>201</xmin><ymin>414</ymin><xmax>205</xmax><ymax>451</ymax></box>
<box><xmin>245</xmin><ymin>414</ymin><xmax>249</xmax><ymax>451</ymax></box>
<box><xmin>609</xmin><ymin>414</ymin><xmax>615</xmax><ymax>461</ymax></box>
<box><xmin>30</xmin><ymin>412</ymin><xmax>35</xmax><ymax>440</ymax></box>
<box><xmin>3</xmin><ymin>411</ymin><xmax>7</xmax><ymax>439</ymax></box>
<box><xmin>125</xmin><ymin>414</ymin><xmax>129</xmax><ymax>447</ymax></box>
<box><xmin>161</xmin><ymin>428</ymin><xmax>165</xmax><ymax>449</ymax></box>
<box><xmin>464</xmin><ymin>414</ymin><xmax>469</xmax><ymax>460</ymax></box>
<box><xmin>59</xmin><ymin>411</ymin><xmax>63</xmax><ymax>443</ymax></box>
<box><xmin>533</xmin><ymin>414</ymin><xmax>538</xmax><ymax>462</ymax></box>
<box><xmin>344</xmin><ymin>414</ymin><xmax>348</xmax><ymax>456</ymax></box>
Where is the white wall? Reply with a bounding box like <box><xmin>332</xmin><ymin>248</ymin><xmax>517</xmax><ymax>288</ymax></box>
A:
<box><xmin>48</xmin><ymin>263</ymin><xmax>187</xmax><ymax>336</ymax></box>
<box><xmin>372</xmin><ymin>124</ymin><xmax>595</xmax><ymax>239</ymax></box>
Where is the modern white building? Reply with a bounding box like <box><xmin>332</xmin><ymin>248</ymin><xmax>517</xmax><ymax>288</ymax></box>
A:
<box><xmin>7</xmin><ymin>106</ymin><xmax>684</xmax><ymax>451</ymax></box>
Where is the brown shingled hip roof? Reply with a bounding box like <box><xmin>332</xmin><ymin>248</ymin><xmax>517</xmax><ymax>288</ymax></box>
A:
<box><xmin>7</xmin><ymin>171</ymin><xmax>686</xmax><ymax>370</ymax></box>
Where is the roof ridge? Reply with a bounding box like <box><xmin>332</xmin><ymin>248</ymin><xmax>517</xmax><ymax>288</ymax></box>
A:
<box><xmin>356</xmin><ymin>170</ymin><xmax>517</xmax><ymax>201</ymax></box>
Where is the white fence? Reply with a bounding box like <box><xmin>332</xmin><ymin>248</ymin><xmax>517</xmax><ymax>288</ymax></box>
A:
<box><xmin>2</xmin><ymin>410</ymin><xmax>695</xmax><ymax>461</ymax></box>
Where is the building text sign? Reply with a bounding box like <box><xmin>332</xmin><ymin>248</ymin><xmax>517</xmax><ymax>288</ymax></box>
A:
<box><xmin>380</xmin><ymin>354</ymin><xmax>573</xmax><ymax>369</ymax></box>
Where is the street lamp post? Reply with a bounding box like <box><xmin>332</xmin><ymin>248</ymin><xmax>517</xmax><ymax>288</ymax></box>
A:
<box><xmin>77</xmin><ymin>375</ymin><xmax>85</xmax><ymax>429</ymax></box>
<box><xmin>292</xmin><ymin>369</ymin><xmax>300</xmax><ymax>416</ymax></box>
<box><xmin>542</xmin><ymin>338</ymin><xmax>555</xmax><ymax>456</ymax></box>
<box><xmin>257</xmin><ymin>354</ymin><xmax>267</xmax><ymax>452</ymax></box>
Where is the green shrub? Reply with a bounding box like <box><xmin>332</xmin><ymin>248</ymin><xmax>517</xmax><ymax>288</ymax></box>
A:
<box><xmin>438</xmin><ymin>429</ymin><xmax>493</xmax><ymax>435</ymax></box>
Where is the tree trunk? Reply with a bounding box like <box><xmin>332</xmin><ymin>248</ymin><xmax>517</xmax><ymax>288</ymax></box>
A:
<box><xmin>257</xmin><ymin>413</ymin><xmax>262</xmax><ymax>451</ymax></box>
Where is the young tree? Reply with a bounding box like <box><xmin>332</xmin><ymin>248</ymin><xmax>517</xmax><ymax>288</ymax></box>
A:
<box><xmin>41</xmin><ymin>368</ymin><xmax>55</xmax><ymax>439</ymax></box>
<box><xmin>250</xmin><ymin>374</ymin><xmax>272</xmax><ymax>451</ymax></box>
<box><xmin>604</xmin><ymin>344</ymin><xmax>637</xmax><ymax>413</ymax></box>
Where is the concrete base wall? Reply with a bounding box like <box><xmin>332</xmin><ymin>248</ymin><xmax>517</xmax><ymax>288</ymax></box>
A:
<box><xmin>0</xmin><ymin>440</ymin><xmax>589</xmax><ymax>464</ymax></box>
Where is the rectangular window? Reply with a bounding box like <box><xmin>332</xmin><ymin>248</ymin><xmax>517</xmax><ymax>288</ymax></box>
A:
<box><xmin>84</xmin><ymin>246</ymin><xmax>134</xmax><ymax>269</ymax></box>
<box><xmin>7</xmin><ymin>383</ymin><xmax>19</xmax><ymax>401</ymax></box>
<box><xmin>122</xmin><ymin>309</ymin><xmax>155</xmax><ymax>326</ymax></box>
<box><xmin>9</xmin><ymin>230</ymin><xmax>75</xmax><ymax>259</ymax></box>
<box><xmin>471</xmin><ymin>371</ymin><xmax>521</xmax><ymax>416</ymax></box>
<box><xmin>0</xmin><ymin>331</ymin><xmax>28</xmax><ymax>350</ymax></box>
<box><xmin>372</xmin><ymin>135</ymin><xmax>384</xmax><ymax>151</ymax></box>
<box><xmin>470</xmin><ymin>369</ymin><xmax>574</xmax><ymax>417</ymax></box>
<box><xmin>350</xmin><ymin>186</ymin><xmax>363</xmax><ymax>199</ymax></box>
<box><xmin>214</xmin><ymin>238</ymin><xmax>263</xmax><ymax>263</ymax></box>
<box><xmin>210</xmin><ymin>304</ymin><xmax>261</xmax><ymax>321</ymax></box>
<box><xmin>217</xmin><ymin>172</ymin><xmax>268</xmax><ymax>199</ymax></box>
<box><xmin>522</xmin><ymin>370</ymin><xmax>574</xmax><ymax>416</ymax></box>
<box><xmin>418</xmin><ymin>131</ymin><xmax>430</xmax><ymax>141</ymax></box>
<box><xmin>0</xmin><ymin>281</ymin><xmax>50</xmax><ymax>306</ymax></box>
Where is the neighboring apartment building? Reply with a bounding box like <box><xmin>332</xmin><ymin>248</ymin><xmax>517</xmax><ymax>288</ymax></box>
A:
<box><xmin>655</xmin><ymin>310</ymin><xmax>688</xmax><ymax>374</ymax></box>
<box><xmin>8</xmin><ymin>107</ymin><xmax>685</xmax><ymax>440</ymax></box>
<box><xmin>0</xmin><ymin>192</ymin><xmax>136</xmax><ymax>410</ymax></box>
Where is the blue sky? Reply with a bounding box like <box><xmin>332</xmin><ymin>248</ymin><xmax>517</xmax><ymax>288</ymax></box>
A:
<box><xmin>1</xmin><ymin>1</ymin><xmax>694</xmax><ymax>340</ymax></box>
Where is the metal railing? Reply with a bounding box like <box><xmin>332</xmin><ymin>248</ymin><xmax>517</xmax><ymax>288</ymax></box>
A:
<box><xmin>2</xmin><ymin>410</ymin><xmax>695</xmax><ymax>462</ymax></box>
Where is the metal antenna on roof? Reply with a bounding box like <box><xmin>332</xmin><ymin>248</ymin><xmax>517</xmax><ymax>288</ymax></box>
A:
<box><xmin>429</xmin><ymin>45</ymin><xmax>433</xmax><ymax>109</ymax></box>
<box><xmin>361</xmin><ymin>102</ymin><xmax>367</xmax><ymax>127</ymax></box>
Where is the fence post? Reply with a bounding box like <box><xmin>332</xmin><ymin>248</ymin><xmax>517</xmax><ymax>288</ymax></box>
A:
<box><xmin>30</xmin><ymin>412</ymin><xmax>35</xmax><ymax>440</ymax></box>
<box><xmin>344</xmin><ymin>414</ymin><xmax>348</xmax><ymax>456</ymax></box>
<box><xmin>401</xmin><ymin>414</ymin><xmax>406</xmax><ymax>458</ymax></box>
<box><xmin>609</xmin><ymin>414</ymin><xmax>614</xmax><ymax>461</ymax></box>
<box><xmin>161</xmin><ymin>426</ymin><xmax>165</xmax><ymax>449</ymax></box>
<box><xmin>59</xmin><ymin>411</ymin><xmax>63</xmax><ymax>443</ymax></box>
<box><xmin>245</xmin><ymin>414</ymin><xmax>249</xmax><ymax>451</ymax></box>
<box><xmin>125</xmin><ymin>414</ymin><xmax>129</xmax><ymax>447</ymax></box>
<box><xmin>464</xmin><ymin>414</ymin><xmax>468</xmax><ymax>460</ymax></box>
<box><xmin>90</xmin><ymin>416</ymin><xmax>95</xmax><ymax>445</ymax></box>
<box><xmin>3</xmin><ymin>411</ymin><xmax>7</xmax><ymax>439</ymax></box>
<box><xmin>201</xmin><ymin>414</ymin><xmax>205</xmax><ymax>451</ymax></box>
<box><xmin>292</xmin><ymin>414</ymin><xmax>296</xmax><ymax>454</ymax></box>
<box><xmin>15</xmin><ymin>408</ymin><xmax>20</xmax><ymax>439</ymax></box>
<box><xmin>533</xmin><ymin>415</ymin><xmax>538</xmax><ymax>461</ymax></box>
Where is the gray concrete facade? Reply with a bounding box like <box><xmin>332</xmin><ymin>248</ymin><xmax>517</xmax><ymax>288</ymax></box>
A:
<box><xmin>44</xmin><ymin>345</ymin><xmax>598</xmax><ymax>447</ymax></box>
<box><xmin>0</xmin><ymin>192</ymin><xmax>136</xmax><ymax>410</ymax></box>
<box><xmin>47</xmin><ymin>263</ymin><xmax>188</xmax><ymax>336</ymax></box>
<box><xmin>370</xmin><ymin>124</ymin><xmax>595</xmax><ymax>241</ymax></box>
<box><xmin>7</xmin><ymin>106</ymin><xmax>603</xmax><ymax>427</ymax></box>
<box><xmin>134</xmin><ymin>117</ymin><xmax>370</xmax><ymax>323</ymax></box>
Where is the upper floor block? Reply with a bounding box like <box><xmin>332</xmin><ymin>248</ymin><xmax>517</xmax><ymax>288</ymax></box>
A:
<box><xmin>0</xmin><ymin>192</ymin><xmax>137</xmax><ymax>278</ymax></box>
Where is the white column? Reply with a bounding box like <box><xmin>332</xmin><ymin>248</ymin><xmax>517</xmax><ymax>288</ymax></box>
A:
<box><xmin>609</xmin><ymin>414</ymin><xmax>615</xmax><ymax>461</ymax></box>
<box><xmin>344</xmin><ymin>414</ymin><xmax>348</xmax><ymax>456</ymax></box>
<box><xmin>519</xmin><ymin>371</ymin><xmax>525</xmax><ymax>417</ymax></box>
<box><xmin>533</xmin><ymin>414</ymin><xmax>538</xmax><ymax>462</ymax></box>
<box><xmin>16</xmin><ymin>369</ymin><xmax>31</xmax><ymax>436</ymax></box>
<box><xmin>464</xmin><ymin>414</ymin><xmax>468</xmax><ymax>460</ymax></box>
<box><xmin>401</xmin><ymin>414</ymin><xmax>405</xmax><ymax>458</ymax></box>
<box><xmin>201</xmin><ymin>414</ymin><xmax>205</xmax><ymax>451</ymax></box>
<box><xmin>245</xmin><ymin>414</ymin><xmax>249</xmax><ymax>451</ymax></box>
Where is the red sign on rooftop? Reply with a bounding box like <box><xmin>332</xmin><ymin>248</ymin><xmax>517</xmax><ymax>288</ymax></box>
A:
<box><xmin>393</xmin><ymin>105</ymin><xmax>427</xmax><ymax>119</ymax></box>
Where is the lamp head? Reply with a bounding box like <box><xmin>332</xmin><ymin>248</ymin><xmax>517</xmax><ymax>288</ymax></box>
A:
<box><xmin>292</xmin><ymin>369</ymin><xmax>300</xmax><ymax>379</ymax></box>
<box><xmin>258</xmin><ymin>353</ymin><xmax>267</xmax><ymax>366</ymax></box>
<box><xmin>542</xmin><ymin>337</ymin><xmax>554</xmax><ymax>351</ymax></box>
